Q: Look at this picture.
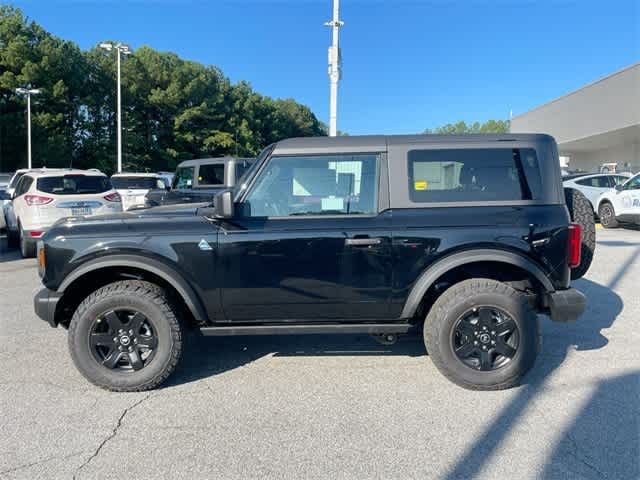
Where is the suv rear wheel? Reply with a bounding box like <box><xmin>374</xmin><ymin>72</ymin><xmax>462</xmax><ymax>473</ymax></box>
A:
<box><xmin>598</xmin><ymin>202</ymin><xmax>619</xmax><ymax>229</ymax></box>
<box><xmin>68</xmin><ymin>280</ymin><xmax>183</xmax><ymax>392</ymax></box>
<box><xmin>424</xmin><ymin>279</ymin><xmax>539</xmax><ymax>390</ymax></box>
<box><xmin>19</xmin><ymin>223</ymin><xmax>35</xmax><ymax>258</ymax></box>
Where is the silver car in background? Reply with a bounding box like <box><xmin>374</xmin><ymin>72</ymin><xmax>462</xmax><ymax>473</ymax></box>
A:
<box><xmin>110</xmin><ymin>173</ymin><xmax>167</xmax><ymax>211</ymax></box>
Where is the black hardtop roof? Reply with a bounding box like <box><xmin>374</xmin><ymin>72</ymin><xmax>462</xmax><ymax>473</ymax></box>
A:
<box><xmin>272</xmin><ymin>133</ymin><xmax>555</xmax><ymax>154</ymax></box>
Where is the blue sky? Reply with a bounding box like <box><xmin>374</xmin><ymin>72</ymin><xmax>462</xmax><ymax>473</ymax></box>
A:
<box><xmin>13</xmin><ymin>0</ymin><xmax>639</xmax><ymax>135</ymax></box>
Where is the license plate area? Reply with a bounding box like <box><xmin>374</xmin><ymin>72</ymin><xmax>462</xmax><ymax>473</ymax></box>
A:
<box><xmin>71</xmin><ymin>207</ymin><xmax>92</xmax><ymax>216</ymax></box>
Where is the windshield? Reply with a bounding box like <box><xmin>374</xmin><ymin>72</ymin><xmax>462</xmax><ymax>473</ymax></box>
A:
<box><xmin>111</xmin><ymin>176</ymin><xmax>158</xmax><ymax>190</ymax></box>
<box><xmin>232</xmin><ymin>146</ymin><xmax>273</xmax><ymax>198</ymax></box>
<box><xmin>623</xmin><ymin>173</ymin><xmax>640</xmax><ymax>190</ymax></box>
<box><xmin>37</xmin><ymin>175</ymin><xmax>111</xmax><ymax>195</ymax></box>
<box><xmin>172</xmin><ymin>167</ymin><xmax>195</xmax><ymax>189</ymax></box>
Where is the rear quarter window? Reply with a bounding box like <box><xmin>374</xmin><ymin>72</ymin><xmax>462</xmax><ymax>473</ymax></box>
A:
<box><xmin>197</xmin><ymin>164</ymin><xmax>225</xmax><ymax>186</ymax></box>
<box><xmin>407</xmin><ymin>148</ymin><xmax>542</xmax><ymax>203</ymax></box>
<box><xmin>111</xmin><ymin>177</ymin><xmax>158</xmax><ymax>190</ymax></box>
<box><xmin>37</xmin><ymin>175</ymin><xmax>111</xmax><ymax>195</ymax></box>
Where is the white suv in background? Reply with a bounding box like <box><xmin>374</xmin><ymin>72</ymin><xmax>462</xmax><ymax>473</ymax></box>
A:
<box><xmin>596</xmin><ymin>173</ymin><xmax>640</xmax><ymax>228</ymax></box>
<box><xmin>110</xmin><ymin>172</ymin><xmax>167</xmax><ymax>211</ymax></box>
<box><xmin>5</xmin><ymin>169</ymin><xmax>123</xmax><ymax>257</ymax></box>
<box><xmin>563</xmin><ymin>173</ymin><xmax>632</xmax><ymax>211</ymax></box>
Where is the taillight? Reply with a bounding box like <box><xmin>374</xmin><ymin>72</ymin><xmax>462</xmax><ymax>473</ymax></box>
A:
<box><xmin>567</xmin><ymin>223</ymin><xmax>582</xmax><ymax>268</ymax></box>
<box><xmin>24</xmin><ymin>194</ymin><xmax>53</xmax><ymax>206</ymax></box>
<box><xmin>29</xmin><ymin>231</ymin><xmax>44</xmax><ymax>238</ymax></box>
<box><xmin>104</xmin><ymin>192</ymin><xmax>121</xmax><ymax>202</ymax></box>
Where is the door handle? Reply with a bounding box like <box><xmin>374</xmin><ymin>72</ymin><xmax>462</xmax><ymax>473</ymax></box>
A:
<box><xmin>345</xmin><ymin>237</ymin><xmax>382</xmax><ymax>246</ymax></box>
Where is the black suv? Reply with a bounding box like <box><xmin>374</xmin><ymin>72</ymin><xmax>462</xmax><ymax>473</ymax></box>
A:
<box><xmin>34</xmin><ymin>134</ymin><xmax>586</xmax><ymax>392</ymax></box>
<box><xmin>145</xmin><ymin>156</ymin><xmax>254</xmax><ymax>207</ymax></box>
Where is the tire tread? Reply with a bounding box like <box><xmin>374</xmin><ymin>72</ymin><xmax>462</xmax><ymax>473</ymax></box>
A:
<box><xmin>68</xmin><ymin>280</ymin><xmax>182</xmax><ymax>392</ymax></box>
<box><xmin>424</xmin><ymin>278</ymin><xmax>538</xmax><ymax>391</ymax></box>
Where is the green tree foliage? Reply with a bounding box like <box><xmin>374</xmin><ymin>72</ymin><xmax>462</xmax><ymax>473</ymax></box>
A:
<box><xmin>0</xmin><ymin>6</ymin><xmax>325</xmax><ymax>174</ymax></box>
<box><xmin>424</xmin><ymin>119</ymin><xmax>509</xmax><ymax>135</ymax></box>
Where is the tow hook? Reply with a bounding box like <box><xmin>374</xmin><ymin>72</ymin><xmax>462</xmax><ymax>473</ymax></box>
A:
<box><xmin>372</xmin><ymin>333</ymin><xmax>398</xmax><ymax>345</ymax></box>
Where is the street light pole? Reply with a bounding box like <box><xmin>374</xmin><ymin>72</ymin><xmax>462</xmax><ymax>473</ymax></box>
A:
<box><xmin>99</xmin><ymin>42</ymin><xmax>132</xmax><ymax>173</ymax></box>
<box><xmin>116</xmin><ymin>47</ymin><xmax>122</xmax><ymax>173</ymax></box>
<box><xmin>325</xmin><ymin>0</ymin><xmax>343</xmax><ymax>137</ymax></box>
<box><xmin>15</xmin><ymin>87</ymin><xmax>41</xmax><ymax>169</ymax></box>
<box><xmin>27</xmin><ymin>93</ymin><xmax>32</xmax><ymax>169</ymax></box>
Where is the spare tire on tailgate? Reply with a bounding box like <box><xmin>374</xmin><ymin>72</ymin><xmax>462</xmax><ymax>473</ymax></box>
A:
<box><xmin>564</xmin><ymin>187</ymin><xmax>595</xmax><ymax>280</ymax></box>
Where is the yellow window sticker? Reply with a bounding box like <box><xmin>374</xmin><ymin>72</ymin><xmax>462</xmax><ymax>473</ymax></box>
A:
<box><xmin>414</xmin><ymin>180</ymin><xmax>428</xmax><ymax>190</ymax></box>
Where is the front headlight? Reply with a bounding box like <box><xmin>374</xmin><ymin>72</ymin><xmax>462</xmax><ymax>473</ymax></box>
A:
<box><xmin>37</xmin><ymin>241</ymin><xmax>46</xmax><ymax>278</ymax></box>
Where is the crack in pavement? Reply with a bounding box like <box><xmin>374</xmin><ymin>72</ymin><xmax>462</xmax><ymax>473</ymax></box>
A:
<box><xmin>72</xmin><ymin>393</ymin><xmax>153</xmax><ymax>480</ymax></box>
<box><xmin>0</xmin><ymin>450</ymin><xmax>86</xmax><ymax>475</ymax></box>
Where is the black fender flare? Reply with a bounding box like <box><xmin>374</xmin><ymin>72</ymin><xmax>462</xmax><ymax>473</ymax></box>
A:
<box><xmin>400</xmin><ymin>249</ymin><xmax>555</xmax><ymax>318</ymax></box>
<box><xmin>58</xmin><ymin>254</ymin><xmax>207</xmax><ymax>322</ymax></box>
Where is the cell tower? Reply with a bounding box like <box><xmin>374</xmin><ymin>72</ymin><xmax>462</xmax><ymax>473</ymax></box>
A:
<box><xmin>325</xmin><ymin>0</ymin><xmax>343</xmax><ymax>137</ymax></box>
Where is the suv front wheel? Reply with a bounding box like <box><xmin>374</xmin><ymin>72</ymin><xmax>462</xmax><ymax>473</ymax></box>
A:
<box><xmin>68</xmin><ymin>280</ymin><xmax>183</xmax><ymax>392</ymax></box>
<box><xmin>424</xmin><ymin>279</ymin><xmax>539</xmax><ymax>390</ymax></box>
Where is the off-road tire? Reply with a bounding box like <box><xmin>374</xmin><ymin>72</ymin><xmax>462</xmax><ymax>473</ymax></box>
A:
<box><xmin>68</xmin><ymin>280</ymin><xmax>183</xmax><ymax>392</ymax></box>
<box><xmin>598</xmin><ymin>201</ymin><xmax>619</xmax><ymax>229</ymax></box>
<box><xmin>564</xmin><ymin>187</ymin><xmax>596</xmax><ymax>279</ymax></box>
<box><xmin>424</xmin><ymin>279</ymin><xmax>539</xmax><ymax>390</ymax></box>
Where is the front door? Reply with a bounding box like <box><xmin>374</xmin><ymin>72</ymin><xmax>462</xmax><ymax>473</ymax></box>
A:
<box><xmin>617</xmin><ymin>174</ymin><xmax>640</xmax><ymax>217</ymax></box>
<box><xmin>217</xmin><ymin>152</ymin><xmax>392</xmax><ymax>322</ymax></box>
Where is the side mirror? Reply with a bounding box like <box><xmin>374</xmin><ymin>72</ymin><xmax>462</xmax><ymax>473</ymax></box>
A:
<box><xmin>213</xmin><ymin>190</ymin><xmax>234</xmax><ymax>218</ymax></box>
<box><xmin>615</xmin><ymin>184</ymin><xmax>623</xmax><ymax>192</ymax></box>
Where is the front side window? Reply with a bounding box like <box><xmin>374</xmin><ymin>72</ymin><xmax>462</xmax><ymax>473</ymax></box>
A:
<box><xmin>172</xmin><ymin>167</ymin><xmax>195</xmax><ymax>189</ymax></box>
<box><xmin>37</xmin><ymin>175</ymin><xmax>111</xmax><ymax>195</ymax></box>
<box><xmin>408</xmin><ymin>148</ymin><xmax>539</xmax><ymax>203</ymax></box>
<box><xmin>243</xmin><ymin>154</ymin><xmax>379</xmax><ymax>217</ymax></box>
<box><xmin>198</xmin><ymin>164</ymin><xmax>225</xmax><ymax>186</ymax></box>
<box><xmin>576</xmin><ymin>176</ymin><xmax>609</xmax><ymax>188</ymax></box>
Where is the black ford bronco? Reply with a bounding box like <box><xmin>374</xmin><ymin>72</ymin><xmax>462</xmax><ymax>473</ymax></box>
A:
<box><xmin>34</xmin><ymin>134</ymin><xmax>588</xmax><ymax>392</ymax></box>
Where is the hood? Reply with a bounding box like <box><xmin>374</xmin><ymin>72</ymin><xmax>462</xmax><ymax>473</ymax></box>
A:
<box><xmin>45</xmin><ymin>203</ymin><xmax>213</xmax><ymax>241</ymax></box>
<box><xmin>133</xmin><ymin>202</ymin><xmax>209</xmax><ymax>216</ymax></box>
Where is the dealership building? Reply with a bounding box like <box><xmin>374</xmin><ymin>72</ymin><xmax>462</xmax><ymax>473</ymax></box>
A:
<box><xmin>510</xmin><ymin>62</ymin><xmax>639</xmax><ymax>173</ymax></box>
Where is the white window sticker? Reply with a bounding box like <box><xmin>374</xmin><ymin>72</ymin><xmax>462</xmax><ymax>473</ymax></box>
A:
<box><xmin>321</xmin><ymin>196</ymin><xmax>344</xmax><ymax>211</ymax></box>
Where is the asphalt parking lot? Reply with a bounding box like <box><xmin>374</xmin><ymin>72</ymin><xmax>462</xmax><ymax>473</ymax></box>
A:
<box><xmin>0</xmin><ymin>228</ymin><xmax>638</xmax><ymax>480</ymax></box>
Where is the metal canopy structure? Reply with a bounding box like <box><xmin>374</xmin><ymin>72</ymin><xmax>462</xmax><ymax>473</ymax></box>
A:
<box><xmin>510</xmin><ymin>62</ymin><xmax>640</xmax><ymax>172</ymax></box>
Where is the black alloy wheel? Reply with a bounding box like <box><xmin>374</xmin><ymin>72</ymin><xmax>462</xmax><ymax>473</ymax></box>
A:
<box><xmin>451</xmin><ymin>306</ymin><xmax>519</xmax><ymax>371</ymax></box>
<box><xmin>424</xmin><ymin>278</ymin><xmax>539</xmax><ymax>390</ymax></box>
<box><xmin>90</xmin><ymin>309</ymin><xmax>159</xmax><ymax>372</ymax></box>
